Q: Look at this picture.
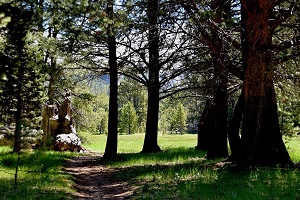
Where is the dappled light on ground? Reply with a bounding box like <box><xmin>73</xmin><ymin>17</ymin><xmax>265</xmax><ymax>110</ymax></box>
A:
<box><xmin>64</xmin><ymin>147</ymin><xmax>300</xmax><ymax>200</ymax></box>
<box><xmin>64</xmin><ymin>154</ymin><xmax>138</xmax><ymax>199</ymax></box>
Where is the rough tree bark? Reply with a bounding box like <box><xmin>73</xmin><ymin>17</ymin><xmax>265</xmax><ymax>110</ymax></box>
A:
<box><xmin>41</xmin><ymin>105</ymin><xmax>58</xmax><ymax>147</ymax></box>
<box><xmin>103</xmin><ymin>0</ymin><xmax>119</xmax><ymax>159</ymax></box>
<box><xmin>239</xmin><ymin>0</ymin><xmax>292</xmax><ymax>166</ymax></box>
<box><xmin>141</xmin><ymin>0</ymin><xmax>161</xmax><ymax>153</ymax></box>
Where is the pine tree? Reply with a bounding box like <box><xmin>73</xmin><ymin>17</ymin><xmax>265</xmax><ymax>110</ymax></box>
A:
<box><xmin>0</xmin><ymin>3</ymin><xmax>45</xmax><ymax>152</ymax></box>
<box><xmin>119</xmin><ymin>101</ymin><xmax>138</xmax><ymax>134</ymax></box>
<box><xmin>103</xmin><ymin>0</ymin><xmax>119</xmax><ymax>159</ymax></box>
<box><xmin>176</xmin><ymin>103</ymin><xmax>187</xmax><ymax>134</ymax></box>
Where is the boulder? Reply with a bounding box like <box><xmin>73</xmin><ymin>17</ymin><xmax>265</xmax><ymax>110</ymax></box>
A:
<box><xmin>0</xmin><ymin>125</ymin><xmax>41</xmax><ymax>148</ymax></box>
<box><xmin>55</xmin><ymin>132</ymin><xmax>83</xmax><ymax>152</ymax></box>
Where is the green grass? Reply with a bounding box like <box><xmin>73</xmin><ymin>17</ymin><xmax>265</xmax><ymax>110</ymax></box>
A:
<box><xmin>0</xmin><ymin>147</ymin><xmax>76</xmax><ymax>200</ymax></box>
<box><xmin>103</xmin><ymin>148</ymin><xmax>300</xmax><ymax>200</ymax></box>
<box><xmin>1</xmin><ymin>133</ymin><xmax>300</xmax><ymax>199</ymax></box>
<box><xmin>285</xmin><ymin>136</ymin><xmax>300</xmax><ymax>163</ymax></box>
<box><xmin>80</xmin><ymin>132</ymin><xmax>300</xmax><ymax>199</ymax></box>
<box><xmin>79</xmin><ymin>131</ymin><xmax>197</xmax><ymax>153</ymax></box>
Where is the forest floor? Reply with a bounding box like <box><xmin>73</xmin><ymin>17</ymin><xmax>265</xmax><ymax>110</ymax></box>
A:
<box><xmin>64</xmin><ymin>152</ymin><xmax>137</xmax><ymax>200</ymax></box>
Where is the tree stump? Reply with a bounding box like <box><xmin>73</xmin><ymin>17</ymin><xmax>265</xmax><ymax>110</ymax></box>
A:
<box><xmin>41</xmin><ymin>94</ymin><xmax>83</xmax><ymax>152</ymax></box>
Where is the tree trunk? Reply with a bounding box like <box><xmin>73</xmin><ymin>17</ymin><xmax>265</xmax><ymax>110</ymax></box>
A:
<box><xmin>195</xmin><ymin>99</ymin><xmax>212</xmax><ymax>150</ymax></box>
<box><xmin>141</xmin><ymin>0</ymin><xmax>161</xmax><ymax>153</ymax></box>
<box><xmin>11</xmin><ymin>10</ymin><xmax>28</xmax><ymax>153</ymax></box>
<box><xmin>227</xmin><ymin>91</ymin><xmax>244</xmax><ymax>161</ymax></box>
<box><xmin>204</xmin><ymin>0</ymin><xmax>229</xmax><ymax>158</ymax></box>
<box><xmin>206</xmin><ymin>57</ymin><xmax>228</xmax><ymax>158</ymax></box>
<box><xmin>142</xmin><ymin>84</ymin><xmax>161</xmax><ymax>152</ymax></box>
<box><xmin>47</xmin><ymin>29</ymin><xmax>59</xmax><ymax>105</ymax></box>
<box><xmin>48</xmin><ymin>66</ymin><xmax>59</xmax><ymax>105</ymax></box>
<box><xmin>13</xmin><ymin>67</ymin><xmax>23</xmax><ymax>153</ymax></box>
<box><xmin>103</xmin><ymin>0</ymin><xmax>118</xmax><ymax>159</ymax></box>
<box><xmin>240</xmin><ymin>0</ymin><xmax>292</xmax><ymax>166</ymax></box>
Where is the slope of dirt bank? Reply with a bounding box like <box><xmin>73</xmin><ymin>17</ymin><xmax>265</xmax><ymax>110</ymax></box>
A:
<box><xmin>64</xmin><ymin>154</ymin><xmax>137</xmax><ymax>199</ymax></box>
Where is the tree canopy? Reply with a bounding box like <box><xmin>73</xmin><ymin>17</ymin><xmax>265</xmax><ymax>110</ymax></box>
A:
<box><xmin>0</xmin><ymin>0</ymin><xmax>299</xmax><ymax>166</ymax></box>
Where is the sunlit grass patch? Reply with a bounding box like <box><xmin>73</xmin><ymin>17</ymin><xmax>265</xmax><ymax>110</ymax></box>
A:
<box><xmin>1</xmin><ymin>133</ymin><xmax>300</xmax><ymax>200</ymax></box>
<box><xmin>96</xmin><ymin>144</ymin><xmax>300</xmax><ymax>200</ymax></box>
<box><xmin>129</xmin><ymin>165</ymin><xmax>300</xmax><ymax>200</ymax></box>
<box><xmin>0</xmin><ymin>146</ymin><xmax>11</xmax><ymax>154</ymax></box>
<box><xmin>78</xmin><ymin>133</ymin><xmax>300</xmax><ymax>199</ymax></box>
<box><xmin>104</xmin><ymin>147</ymin><xmax>206</xmax><ymax>167</ymax></box>
<box><xmin>0</xmin><ymin>147</ymin><xmax>76</xmax><ymax>200</ymax></box>
<box><xmin>79</xmin><ymin>131</ymin><xmax>197</xmax><ymax>153</ymax></box>
<box><xmin>286</xmin><ymin>136</ymin><xmax>300</xmax><ymax>163</ymax></box>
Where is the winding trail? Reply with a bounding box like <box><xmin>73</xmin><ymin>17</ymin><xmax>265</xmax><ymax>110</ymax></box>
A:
<box><xmin>64</xmin><ymin>153</ymin><xmax>136</xmax><ymax>200</ymax></box>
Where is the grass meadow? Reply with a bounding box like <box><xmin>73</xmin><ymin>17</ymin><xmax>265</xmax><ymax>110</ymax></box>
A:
<box><xmin>1</xmin><ymin>132</ymin><xmax>300</xmax><ymax>199</ymax></box>
<box><xmin>0</xmin><ymin>147</ymin><xmax>75</xmax><ymax>200</ymax></box>
<box><xmin>80</xmin><ymin>132</ymin><xmax>198</xmax><ymax>153</ymax></box>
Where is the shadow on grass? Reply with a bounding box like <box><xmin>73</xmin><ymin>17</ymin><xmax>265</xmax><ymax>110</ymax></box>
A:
<box><xmin>0</xmin><ymin>177</ymin><xmax>73</xmax><ymax>200</ymax></box>
<box><xmin>77</xmin><ymin>147</ymin><xmax>300</xmax><ymax>200</ymax></box>
<box><xmin>0</xmin><ymin>149</ymin><xmax>75</xmax><ymax>200</ymax></box>
<box><xmin>103</xmin><ymin>147</ymin><xmax>207</xmax><ymax>164</ymax></box>
<box><xmin>62</xmin><ymin>147</ymin><xmax>209</xmax><ymax>199</ymax></box>
<box><xmin>0</xmin><ymin>150</ymin><xmax>75</xmax><ymax>171</ymax></box>
<box><xmin>104</xmin><ymin>148</ymin><xmax>223</xmax><ymax>183</ymax></box>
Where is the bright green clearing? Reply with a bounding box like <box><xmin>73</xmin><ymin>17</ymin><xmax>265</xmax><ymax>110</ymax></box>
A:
<box><xmin>1</xmin><ymin>134</ymin><xmax>300</xmax><ymax>200</ymax></box>
<box><xmin>80</xmin><ymin>131</ymin><xmax>197</xmax><ymax>153</ymax></box>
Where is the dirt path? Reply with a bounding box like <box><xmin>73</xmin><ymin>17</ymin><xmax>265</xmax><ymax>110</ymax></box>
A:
<box><xmin>64</xmin><ymin>153</ymin><xmax>136</xmax><ymax>199</ymax></box>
